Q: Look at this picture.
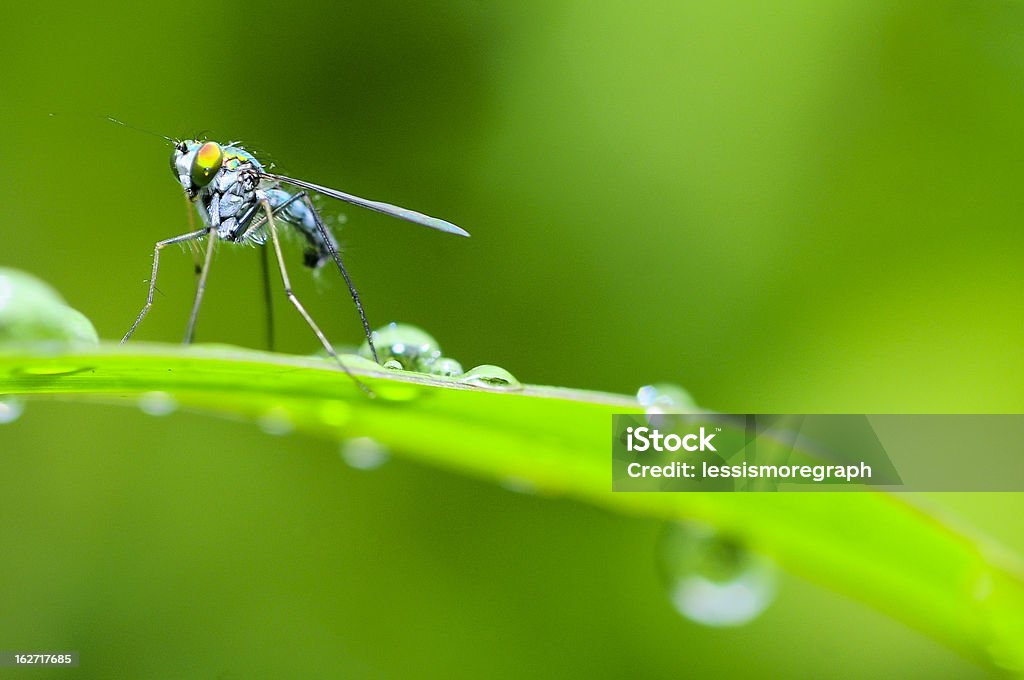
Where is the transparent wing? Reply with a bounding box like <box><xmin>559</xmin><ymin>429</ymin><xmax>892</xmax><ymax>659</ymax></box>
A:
<box><xmin>261</xmin><ymin>171</ymin><xmax>470</xmax><ymax>237</ymax></box>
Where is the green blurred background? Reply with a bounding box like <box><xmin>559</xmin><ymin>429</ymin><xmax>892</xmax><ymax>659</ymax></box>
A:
<box><xmin>1</xmin><ymin>1</ymin><xmax>1022</xmax><ymax>677</ymax></box>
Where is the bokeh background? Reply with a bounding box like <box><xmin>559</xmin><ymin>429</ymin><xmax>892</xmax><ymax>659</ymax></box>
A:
<box><xmin>1</xmin><ymin>1</ymin><xmax>1022</xmax><ymax>677</ymax></box>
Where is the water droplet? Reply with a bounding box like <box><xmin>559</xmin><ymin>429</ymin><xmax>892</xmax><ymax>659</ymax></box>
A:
<box><xmin>638</xmin><ymin>383</ymin><xmax>698</xmax><ymax>428</ymax></box>
<box><xmin>0</xmin><ymin>397</ymin><xmax>25</xmax><ymax>424</ymax></box>
<box><xmin>0</xmin><ymin>268</ymin><xmax>99</xmax><ymax>345</ymax></box>
<box><xmin>340</xmin><ymin>436</ymin><xmax>390</xmax><ymax>470</ymax></box>
<box><xmin>637</xmin><ymin>383</ymin><xmax>698</xmax><ymax>413</ymax></box>
<box><xmin>382</xmin><ymin>359</ymin><xmax>403</xmax><ymax>371</ymax></box>
<box><xmin>358</xmin><ymin>322</ymin><xmax>443</xmax><ymax>371</ymax></box>
<box><xmin>428</xmin><ymin>356</ymin><xmax>463</xmax><ymax>377</ymax></box>
<box><xmin>458</xmin><ymin>365</ymin><xmax>522</xmax><ymax>390</ymax></box>
<box><xmin>659</xmin><ymin>522</ymin><xmax>776</xmax><ymax>627</ymax></box>
<box><xmin>138</xmin><ymin>391</ymin><xmax>177</xmax><ymax>417</ymax></box>
<box><xmin>258</xmin><ymin>406</ymin><xmax>294</xmax><ymax>436</ymax></box>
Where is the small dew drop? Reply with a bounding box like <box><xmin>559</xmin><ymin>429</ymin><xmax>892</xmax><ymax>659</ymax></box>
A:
<box><xmin>428</xmin><ymin>356</ymin><xmax>463</xmax><ymax>377</ymax></box>
<box><xmin>382</xmin><ymin>359</ymin><xmax>403</xmax><ymax>371</ymax></box>
<box><xmin>638</xmin><ymin>383</ymin><xmax>698</xmax><ymax>428</ymax></box>
<box><xmin>258</xmin><ymin>406</ymin><xmax>294</xmax><ymax>436</ymax></box>
<box><xmin>0</xmin><ymin>397</ymin><xmax>25</xmax><ymax>424</ymax></box>
<box><xmin>458</xmin><ymin>365</ymin><xmax>522</xmax><ymax>390</ymax></box>
<box><xmin>659</xmin><ymin>522</ymin><xmax>776</xmax><ymax>628</ymax></box>
<box><xmin>637</xmin><ymin>383</ymin><xmax>698</xmax><ymax>414</ymax></box>
<box><xmin>340</xmin><ymin>436</ymin><xmax>390</xmax><ymax>470</ymax></box>
<box><xmin>138</xmin><ymin>391</ymin><xmax>177</xmax><ymax>417</ymax></box>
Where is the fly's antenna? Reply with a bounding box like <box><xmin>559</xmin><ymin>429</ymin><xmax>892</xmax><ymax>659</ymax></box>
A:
<box><xmin>104</xmin><ymin>116</ymin><xmax>176</xmax><ymax>145</ymax></box>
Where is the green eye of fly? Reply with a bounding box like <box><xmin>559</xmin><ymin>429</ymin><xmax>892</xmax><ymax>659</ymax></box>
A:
<box><xmin>190</xmin><ymin>141</ymin><xmax>223</xmax><ymax>188</ymax></box>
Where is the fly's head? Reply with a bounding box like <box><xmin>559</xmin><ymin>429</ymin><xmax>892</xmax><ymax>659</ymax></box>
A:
<box><xmin>170</xmin><ymin>140</ymin><xmax>224</xmax><ymax>200</ymax></box>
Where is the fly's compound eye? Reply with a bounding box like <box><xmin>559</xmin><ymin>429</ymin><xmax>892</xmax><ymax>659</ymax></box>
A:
<box><xmin>190</xmin><ymin>141</ymin><xmax>223</xmax><ymax>188</ymax></box>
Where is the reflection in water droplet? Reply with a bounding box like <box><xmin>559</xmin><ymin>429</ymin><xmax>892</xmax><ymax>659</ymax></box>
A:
<box><xmin>258</xmin><ymin>406</ymin><xmax>294</xmax><ymax>436</ymax></box>
<box><xmin>659</xmin><ymin>522</ymin><xmax>776</xmax><ymax>627</ymax></box>
<box><xmin>428</xmin><ymin>357</ymin><xmax>463</xmax><ymax>377</ymax></box>
<box><xmin>382</xmin><ymin>359</ymin><xmax>403</xmax><ymax>371</ymax></box>
<box><xmin>458</xmin><ymin>365</ymin><xmax>522</xmax><ymax>390</ymax></box>
<box><xmin>340</xmin><ymin>436</ymin><xmax>390</xmax><ymax>470</ymax></box>
<box><xmin>0</xmin><ymin>397</ymin><xmax>25</xmax><ymax>424</ymax></box>
<box><xmin>358</xmin><ymin>322</ymin><xmax>443</xmax><ymax>371</ymax></box>
<box><xmin>138</xmin><ymin>391</ymin><xmax>177</xmax><ymax>416</ymax></box>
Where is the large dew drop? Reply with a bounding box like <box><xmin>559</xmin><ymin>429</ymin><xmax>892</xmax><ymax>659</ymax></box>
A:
<box><xmin>659</xmin><ymin>522</ymin><xmax>776</xmax><ymax>627</ymax></box>
<box><xmin>0</xmin><ymin>268</ymin><xmax>99</xmax><ymax>345</ymax></box>
<box><xmin>0</xmin><ymin>397</ymin><xmax>25</xmax><ymax>424</ymax></box>
<box><xmin>358</xmin><ymin>322</ymin><xmax>443</xmax><ymax>372</ymax></box>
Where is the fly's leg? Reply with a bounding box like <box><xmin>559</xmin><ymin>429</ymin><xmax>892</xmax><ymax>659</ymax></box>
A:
<box><xmin>239</xmin><ymin>191</ymin><xmax>378</xmax><ymax>363</ymax></box>
<box><xmin>298</xmin><ymin>193</ymin><xmax>378</xmax><ymax>363</ymax></box>
<box><xmin>183</xmin><ymin>192</ymin><xmax>203</xmax><ymax>276</ymax></box>
<box><xmin>183</xmin><ymin>227</ymin><xmax>217</xmax><ymax>344</ymax></box>
<box><xmin>262</xmin><ymin>199</ymin><xmax>374</xmax><ymax>396</ymax></box>
<box><xmin>121</xmin><ymin>228</ymin><xmax>210</xmax><ymax>344</ymax></box>
<box><xmin>259</xmin><ymin>244</ymin><xmax>275</xmax><ymax>351</ymax></box>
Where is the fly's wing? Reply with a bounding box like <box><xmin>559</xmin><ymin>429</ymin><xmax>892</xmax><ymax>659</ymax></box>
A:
<box><xmin>260</xmin><ymin>172</ymin><xmax>470</xmax><ymax>237</ymax></box>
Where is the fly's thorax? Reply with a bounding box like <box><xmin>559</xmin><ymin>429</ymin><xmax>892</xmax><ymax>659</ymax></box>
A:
<box><xmin>220</xmin><ymin>145</ymin><xmax>263</xmax><ymax>173</ymax></box>
<box><xmin>197</xmin><ymin>168</ymin><xmax>258</xmax><ymax>231</ymax></box>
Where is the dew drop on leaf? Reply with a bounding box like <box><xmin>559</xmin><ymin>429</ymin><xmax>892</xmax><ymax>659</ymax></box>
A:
<box><xmin>258</xmin><ymin>406</ymin><xmax>294</xmax><ymax>436</ymax></box>
<box><xmin>0</xmin><ymin>268</ymin><xmax>99</xmax><ymax>345</ymax></box>
<box><xmin>659</xmin><ymin>522</ymin><xmax>777</xmax><ymax>627</ymax></box>
<box><xmin>138</xmin><ymin>391</ymin><xmax>177</xmax><ymax>417</ymax></box>
<box><xmin>340</xmin><ymin>436</ymin><xmax>390</xmax><ymax>470</ymax></box>
<box><xmin>427</xmin><ymin>356</ymin><xmax>463</xmax><ymax>377</ymax></box>
<box><xmin>358</xmin><ymin>322</ymin><xmax>443</xmax><ymax>371</ymax></box>
<box><xmin>637</xmin><ymin>383</ymin><xmax>698</xmax><ymax>414</ymax></box>
<box><xmin>0</xmin><ymin>397</ymin><xmax>25</xmax><ymax>424</ymax></box>
<box><xmin>458</xmin><ymin>365</ymin><xmax>522</xmax><ymax>390</ymax></box>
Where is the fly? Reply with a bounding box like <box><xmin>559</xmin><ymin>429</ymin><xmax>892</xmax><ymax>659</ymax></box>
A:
<box><xmin>120</xmin><ymin>137</ymin><xmax>469</xmax><ymax>394</ymax></box>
